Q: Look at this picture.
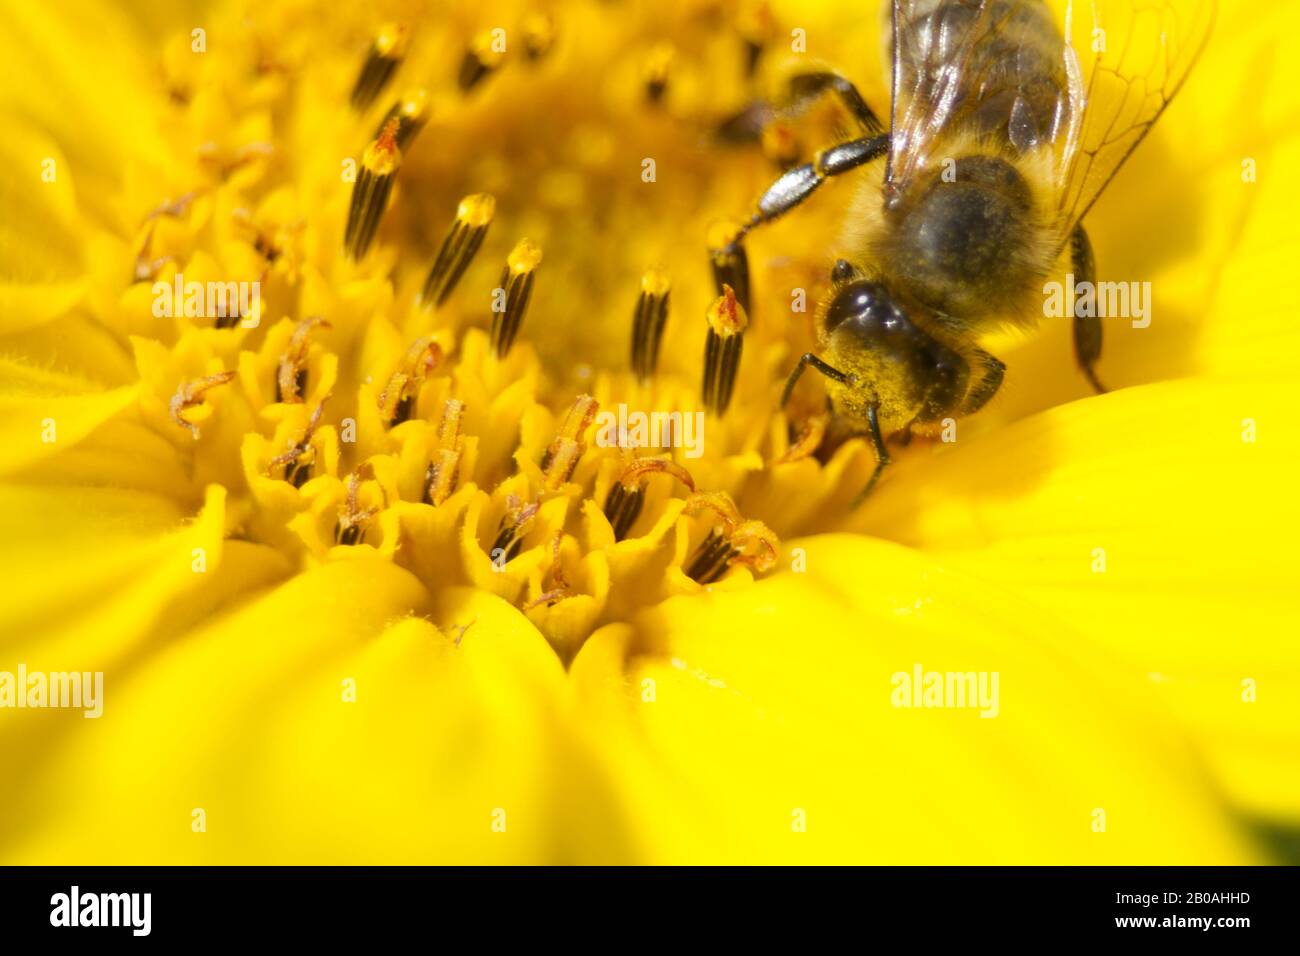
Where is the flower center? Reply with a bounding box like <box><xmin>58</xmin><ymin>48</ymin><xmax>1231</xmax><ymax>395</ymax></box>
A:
<box><xmin>125</xmin><ymin>5</ymin><xmax>877</xmax><ymax>658</ymax></box>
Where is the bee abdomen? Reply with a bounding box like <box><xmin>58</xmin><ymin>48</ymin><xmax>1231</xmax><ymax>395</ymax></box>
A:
<box><xmin>883</xmin><ymin>155</ymin><xmax>1040</xmax><ymax>319</ymax></box>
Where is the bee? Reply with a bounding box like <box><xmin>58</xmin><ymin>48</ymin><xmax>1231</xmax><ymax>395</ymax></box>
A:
<box><xmin>721</xmin><ymin>0</ymin><xmax>1214</xmax><ymax>501</ymax></box>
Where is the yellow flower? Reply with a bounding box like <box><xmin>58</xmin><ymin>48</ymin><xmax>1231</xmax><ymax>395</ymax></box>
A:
<box><xmin>0</xmin><ymin>0</ymin><xmax>1294</xmax><ymax>863</ymax></box>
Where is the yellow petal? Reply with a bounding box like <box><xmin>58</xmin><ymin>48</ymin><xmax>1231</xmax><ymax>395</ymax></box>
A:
<box><xmin>573</xmin><ymin>535</ymin><xmax>1261</xmax><ymax>863</ymax></box>
<box><xmin>3</xmin><ymin>568</ymin><xmax>636</xmax><ymax>863</ymax></box>
<box><xmin>857</xmin><ymin>378</ymin><xmax>1300</xmax><ymax>820</ymax></box>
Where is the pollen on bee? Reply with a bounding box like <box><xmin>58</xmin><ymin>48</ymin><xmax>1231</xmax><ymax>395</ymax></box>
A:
<box><xmin>420</xmin><ymin>193</ymin><xmax>496</xmax><ymax>309</ymax></box>
<box><xmin>701</xmin><ymin>284</ymin><xmax>748</xmax><ymax>416</ymax></box>
<box><xmin>630</xmin><ymin>268</ymin><xmax>671</xmax><ymax>385</ymax></box>
<box><xmin>489</xmin><ymin>238</ymin><xmax>543</xmax><ymax>360</ymax></box>
<box><xmin>344</xmin><ymin>118</ymin><xmax>402</xmax><ymax>260</ymax></box>
<box><xmin>350</xmin><ymin>23</ymin><xmax>409</xmax><ymax>111</ymax></box>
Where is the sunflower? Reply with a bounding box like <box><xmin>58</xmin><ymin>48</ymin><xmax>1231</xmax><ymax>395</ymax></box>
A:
<box><xmin>0</xmin><ymin>0</ymin><xmax>1295</xmax><ymax>864</ymax></box>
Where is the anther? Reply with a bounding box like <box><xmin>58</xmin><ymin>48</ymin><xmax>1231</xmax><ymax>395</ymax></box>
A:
<box><xmin>420</xmin><ymin>193</ymin><xmax>495</xmax><ymax>309</ymax></box>
<box><xmin>491</xmin><ymin>495</ymin><xmax>539</xmax><ymax>563</ymax></box>
<box><xmin>268</xmin><ymin>401</ymin><xmax>327</xmax><ymax>488</ymax></box>
<box><xmin>630</xmin><ymin>268</ymin><xmax>671</xmax><ymax>384</ymax></box>
<box><xmin>169</xmin><ymin>371</ymin><xmax>236</xmax><ymax>439</ymax></box>
<box><xmin>682</xmin><ymin>492</ymin><xmax>778</xmax><ymax>584</ymax></box>
<box><xmin>522</xmin><ymin>13</ymin><xmax>556</xmax><ymax>61</ymax></box>
<box><xmin>351</xmin><ymin>23</ymin><xmax>409</xmax><ymax>111</ymax></box>
<box><xmin>701</xmin><ymin>284</ymin><xmax>748</xmax><ymax>416</ymax></box>
<box><xmin>540</xmin><ymin>394</ymin><xmax>598</xmax><ymax>491</ymax></box>
<box><xmin>275</xmin><ymin>316</ymin><xmax>330</xmax><ymax>404</ymax></box>
<box><xmin>423</xmin><ymin>399</ymin><xmax>466</xmax><ymax>505</ymax></box>
<box><xmin>603</xmin><ymin>456</ymin><xmax>695</xmax><ymax>541</ymax></box>
<box><xmin>458</xmin><ymin>30</ymin><xmax>507</xmax><ymax>92</ymax></box>
<box><xmin>335</xmin><ymin>463</ymin><xmax>383</xmax><ymax>546</ymax></box>
<box><xmin>344</xmin><ymin>118</ymin><xmax>402</xmax><ymax>260</ymax></box>
<box><xmin>737</xmin><ymin>2</ymin><xmax>775</xmax><ymax>77</ymax></box>
<box><xmin>643</xmin><ymin>43</ymin><xmax>674</xmax><ymax>103</ymax></box>
<box><xmin>707</xmin><ymin>218</ymin><xmax>751</xmax><ymax>317</ymax></box>
<box><xmin>490</xmin><ymin>238</ymin><xmax>543</xmax><ymax>359</ymax></box>
<box><xmin>376</xmin><ymin>337</ymin><xmax>443</xmax><ymax>426</ymax></box>
<box><xmin>373</xmin><ymin>88</ymin><xmax>430</xmax><ymax>149</ymax></box>
<box><xmin>524</xmin><ymin>533</ymin><xmax>572</xmax><ymax>610</ymax></box>
<box><xmin>774</xmin><ymin>412</ymin><xmax>828</xmax><ymax>464</ymax></box>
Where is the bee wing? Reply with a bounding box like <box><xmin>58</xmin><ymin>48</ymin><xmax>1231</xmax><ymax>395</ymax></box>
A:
<box><xmin>885</xmin><ymin>0</ymin><xmax>1070</xmax><ymax>198</ymax></box>
<box><xmin>1052</xmin><ymin>0</ymin><xmax>1216</xmax><ymax>249</ymax></box>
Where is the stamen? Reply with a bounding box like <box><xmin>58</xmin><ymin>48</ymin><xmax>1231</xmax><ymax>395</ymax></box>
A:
<box><xmin>774</xmin><ymin>412</ymin><xmax>828</xmax><ymax>464</ymax></box>
<box><xmin>737</xmin><ymin>3</ymin><xmax>775</xmax><ymax>77</ymax></box>
<box><xmin>490</xmin><ymin>238</ymin><xmax>543</xmax><ymax>359</ymax></box>
<box><xmin>133</xmin><ymin>191</ymin><xmax>201</xmax><ymax>281</ymax></box>
<box><xmin>701</xmin><ymin>284</ymin><xmax>748</xmax><ymax>416</ymax></box>
<box><xmin>268</xmin><ymin>401</ymin><xmax>327</xmax><ymax>488</ymax></box>
<box><xmin>630</xmin><ymin>268</ymin><xmax>671</xmax><ymax>385</ymax></box>
<box><xmin>458</xmin><ymin>30</ymin><xmax>507</xmax><ymax>92</ymax></box>
<box><xmin>643</xmin><ymin>43</ymin><xmax>674</xmax><ymax>103</ymax></box>
<box><xmin>603</xmin><ymin>455</ymin><xmax>695</xmax><ymax>541</ymax></box>
<box><xmin>275</xmin><ymin>315</ymin><xmax>331</xmax><ymax>404</ymax></box>
<box><xmin>684</xmin><ymin>527</ymin><xmax>735</xmax><ymax>584</ymax></box>
<box><xmin>351</xmin><ymin>23</ymin><xmax>409</xmax><ymax>111</ymax></box>
<box><xmin>761</xmin><ymin>121</ymin><xmax>801</xmax><ymax>170</ymax></box>
<box><xmin>196</xmin><ymin>141</ymin><xmax>275</xmax><ymax>180</ymax></box>
<box><xmin>335</xmin><ymin>463</ymin><xmax>383</xmax><ymax>546</ymax></box>
<box><xmin>344</xmin><ymin>118</ymin><xmax>402</xmax><ymax>260</ymax></box>
<box><xmin>376</xmin><ymin>337</ymin><xmax>443</xmax><ymax>426</ymax></box>
<box><xmin>169</xmin><ymin>371</ymin><xmax>236</xmax><ymax>439</ymax></box>
<box><xmin>707</xmin><ymin>218</ymin><xmax>751</xmax><ymax>316</ymax></box>
<box><xmin>373</xmin><ymin>88</ymin><xmax>430</xmax><ymax>149</ymax></box>
<box><xmin>522</xmin><ymin>13</ymin><xmax>556</xmax><ymax>60</ymax></box>
<box><xmin>420</xmin><ymin>193</ymin><xmax>495</xmax><ymax>309</ymax></box>
<box><xmin>682</xmin><ymin>491</ymin><xmax>778</xmax><ymax>584</ymax></box>
<box><xmin>423</xmin><ymin>399</ymin><xmax>466</xmax><ymax>505</ymax></box>
<box><xmin>524</xmin><ymin>533</ymin><xmax>572</xmax><ymax>609</ymax></box>
<box><xmin>491</xmin><ymin>495</ymin><xmax>540</xmax><ymax>563</ymax></box>
<box><xmin>540</xmin><ymin>394</ymin><xmax>598</xmax><ymax>491</ymax></box>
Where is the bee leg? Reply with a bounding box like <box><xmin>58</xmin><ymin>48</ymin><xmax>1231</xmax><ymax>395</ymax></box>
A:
<box><xmin>711</xmin><ymin>134</ymin><xmax>888</xmax><ymax>310</ymax></box>
<box><xmin>848</xmin><ymin>404</ymin><xmax>891</xmax><ymax>508</ymax></box>
<box><xmin>1070</xmin><ymin>225</ymin><xmax>1107</xmax><ymax>394</ymax></box>
<box><xmin>780</xmin><ymin>352</ymin><xmax>851</xmax><ymax>410</ymax></box>
<box><xmin>958</xmin><ymin>347</ymin><xmax>1006</xmax><ymax>415</ymax></box>
<box><xmin>742</xmin><ymin>134</ymin><xmax>890</xmax><ymax>238</ymax></box>
<box><xmin>783</xmin><ymin>71</ymin><xmax>885</xmax><ymax>136</ymax></box>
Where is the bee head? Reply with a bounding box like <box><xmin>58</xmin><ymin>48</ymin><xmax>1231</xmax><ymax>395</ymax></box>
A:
<box><xmin>820</xmin><ymin>277</ymin><xmax>970</xmax><ymax>427</ymax></box>
<box><xmin>822</xmin><ymin>278</ymin><xmax>913</xmax><ymax>340</ymax></box>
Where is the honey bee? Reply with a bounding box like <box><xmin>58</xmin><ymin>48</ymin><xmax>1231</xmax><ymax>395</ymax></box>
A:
<box><xmin>723</xmin><ymin>0</ymin><xmax>1214</xmax><ymax>501</ymax></box>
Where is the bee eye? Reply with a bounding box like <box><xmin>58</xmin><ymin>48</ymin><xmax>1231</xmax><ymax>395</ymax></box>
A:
<box><xmin>824</xmin><ymin>280</ymin><xmax>882</xmax><ymax>332</ymax></box>
<box><xmin>830</xmin><ymin>259</ymin><xmax>855</xmax><ymax>285</ymax></box>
